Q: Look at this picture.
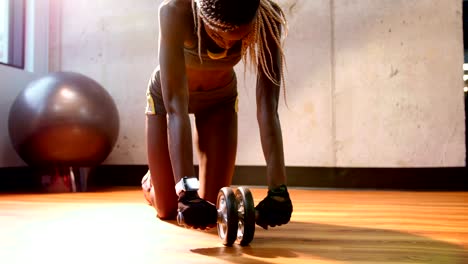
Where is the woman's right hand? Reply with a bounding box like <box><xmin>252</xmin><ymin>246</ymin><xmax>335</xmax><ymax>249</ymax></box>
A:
<box><xmin>177</xmin><ymin>191</ymin><xmax>218</xmax><ymax>230</ymax></box>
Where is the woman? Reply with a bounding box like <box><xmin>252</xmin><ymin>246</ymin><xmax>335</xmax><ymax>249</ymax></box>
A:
<box><xmin>143</xmin><ymin>0</ymin><xmax>293</xmax><ymax>230</ymax></box>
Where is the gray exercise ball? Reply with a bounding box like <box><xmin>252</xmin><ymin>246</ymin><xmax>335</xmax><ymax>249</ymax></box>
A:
<box><xmin>8</xmin><ymin>71</ymin><xmax>120</xmax><ymax>167</ymax></box>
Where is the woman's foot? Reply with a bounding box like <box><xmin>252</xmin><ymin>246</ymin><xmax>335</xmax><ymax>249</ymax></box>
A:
<box><xmin>141</xmin><ymin>170</ymin><xmax>155</xmax><ymax>206</ymax></box>
<box><xmin>255</xmin><ymin>185</ymin><xmax>293</xmax><ymax>229</ymax></box>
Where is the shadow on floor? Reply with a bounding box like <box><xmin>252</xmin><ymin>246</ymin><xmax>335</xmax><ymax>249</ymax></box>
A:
<box><xmin>190</xmin><ymin>220</ymin><xmax>468</xmax><ymax>264</ymax></box>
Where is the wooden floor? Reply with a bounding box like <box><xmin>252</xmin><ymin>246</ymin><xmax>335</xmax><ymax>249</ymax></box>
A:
<box><xmin>0</xmin><ymin>187</ymin><xmax>467</xmax><ymax>264</ymax></box>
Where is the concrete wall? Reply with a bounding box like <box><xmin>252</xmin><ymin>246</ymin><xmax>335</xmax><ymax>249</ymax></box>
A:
<box><xmin>1</xmin><ymin>0</ymin><xmax>465</xmax><ymax>168</ymax></box>
<box><xmin>333</xmin><ymin>0</ymin><xmax>465</xmax><ymax>167</ymax></box>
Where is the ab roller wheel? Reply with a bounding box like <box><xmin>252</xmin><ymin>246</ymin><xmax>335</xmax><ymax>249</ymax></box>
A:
<box><xmin>217</xmin><ymin>186</ymin><xmax>256</xmax><ymax>246</ymax></box>
<box><xmin>235</xmin><ymin>187</ymin><xmax>255</xmax><ymax>246</ymax></box>
<box><xmin>216</xmin><ymin>187</ymin><xmax>238</xmax><ymax>246</ymax></box>
<box><xmin>177</xmin><ymin>186</ymin><xmax>257</xmax><ymax>246</ymax></box>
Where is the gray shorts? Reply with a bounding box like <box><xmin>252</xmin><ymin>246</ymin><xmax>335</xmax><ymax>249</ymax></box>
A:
<box><xmin>145</xmin><ymin>68</ymin><xmax>238</xmax><ymax>115</ymax></box>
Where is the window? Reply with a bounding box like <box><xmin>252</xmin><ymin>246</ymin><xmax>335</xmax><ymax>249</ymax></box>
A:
<box><xmin>0</xmin><ymin>0</ymin><xmax>25</xmax><ymax>69</ymax></box>
<box><xmin>0</xmin><ymin>0</ymin><xmax>7</xmax><ymax>63</ymax></box>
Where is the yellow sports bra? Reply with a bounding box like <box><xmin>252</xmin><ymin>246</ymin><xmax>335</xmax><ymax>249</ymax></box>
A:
<box><xmin>183</xmin><ymin>37</ymin><xmax>242</xmax><ymax>70</ymax></box>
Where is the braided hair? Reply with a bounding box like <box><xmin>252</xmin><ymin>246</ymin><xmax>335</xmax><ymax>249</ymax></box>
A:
<box><xmin>192</xmin><ymin>0</ymin><xmax>287</xmax><ymax>88</ymax></box>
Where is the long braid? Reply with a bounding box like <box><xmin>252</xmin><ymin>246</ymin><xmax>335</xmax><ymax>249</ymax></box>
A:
<box><xmin>243</xmin><ymin>0</ymin><xmax>286</xmax><ymax>87</ymax></box>
<box><xmin>192</xmin><ymin>0</ymin><xmax>203</xmax><ymax>63</ymax></box>
<box><xmin>192</xmin><ymin>0</ymin><xmax>287</xmax><ymax>93</ymax></box>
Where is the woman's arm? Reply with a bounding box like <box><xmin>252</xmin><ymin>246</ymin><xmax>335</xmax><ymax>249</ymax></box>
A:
<box><xmin>255</xmin><ymin>22</ymin><xmax>287</xmax><ymax>190</ymax></box>
<box><xmin>158</xmin><ymin>1</ymin><xmax>195</xmax><ymax>184</ymax></box>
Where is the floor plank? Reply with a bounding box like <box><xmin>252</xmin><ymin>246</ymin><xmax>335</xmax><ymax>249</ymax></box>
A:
<box><xmin>0</xmin><ymin>187</ymin><xmax>467</xmax><ymax>263</ymax></box>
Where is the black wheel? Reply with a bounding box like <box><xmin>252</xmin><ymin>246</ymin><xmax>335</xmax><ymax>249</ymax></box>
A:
<box><xmin>217</xmin><ymin>187</ymin><xmax>238</xmax><ymax>246</ymax></box>
<box><xmin>235</xmin><ymin>187</ymin><xmax>256</xmax><ymax>246</ymax></box>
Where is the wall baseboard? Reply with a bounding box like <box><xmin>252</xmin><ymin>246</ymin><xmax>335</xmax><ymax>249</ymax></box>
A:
<box><xmin>0</xmin><ymin>165</ymin><xmax>466</xmax><ymax>192</ymax></box>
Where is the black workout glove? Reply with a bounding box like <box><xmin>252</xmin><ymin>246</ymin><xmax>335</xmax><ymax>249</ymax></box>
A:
<box><xmin>255</xmin><ymin>185</ymin><xmax>293</xmax><ymax>230</ymax></box>
<box><xmin>178</xmin><ymin>191</ymin><xmax>217</xmax><ymax>230</ymax></box>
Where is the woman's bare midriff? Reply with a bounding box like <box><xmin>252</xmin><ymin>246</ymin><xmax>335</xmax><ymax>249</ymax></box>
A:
<box><xmin>186</xmin><ymin>67</ymin><xmax>236</xmax><ymax>92</ymax></box>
